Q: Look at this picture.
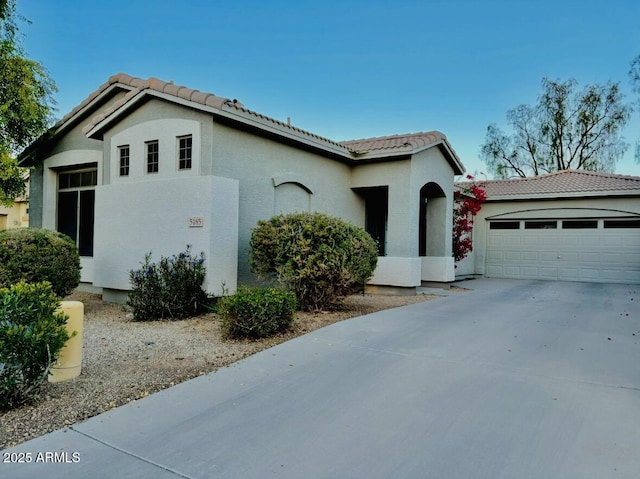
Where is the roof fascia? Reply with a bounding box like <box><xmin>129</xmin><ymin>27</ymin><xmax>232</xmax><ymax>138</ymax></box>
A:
<box><xmin>353</xmin><ymin>140</ymin><xmax>465</xmax><ymax>173</ymax></box>
<box><xmin>85</xmin><ymin>89</ymin><xmax>356</xmax><ymax>161</ymax></box>
<box><xmin>486</xmin><ymin>190</ymin><xmax>640</xmax><ymax>202</ymax></box>
<box><xmin>56</xmin><ymin>83</ymin><xmax>136</xmax><ymax>137</ymax></box>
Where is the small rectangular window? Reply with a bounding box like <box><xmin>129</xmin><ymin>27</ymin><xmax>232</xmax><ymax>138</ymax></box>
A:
<box><xmin>178</xmin><ymin>135</ymin><xmax>192</xmax><ymax>170</ymax></box>
<box><xmin>524</xmin><ymin>221</ymin><xmax>557</xmax><ymax>229</ymax></box>
<box><xmin>146</xmin><ymin>140</ymin><xmax>159</xmax><ymax>173</ymax></box>
<box><xmin>119</xmin><ymin>145</ymin><xmax>130</xmax><ymax>176</ymax></box>
<box><xmin>489</xmin><ymin>221</ymin><xmax>520</xmax><ymax>230</ymax></box>
<box><xmin>604</xmin><ymin>219</ymin><xmax>640</xmax><ymax>229</ymax></box>
<box><xmin>562</xmin><ymin>220</ymin><xmax>598</xmax><ymax>229</ymax></box>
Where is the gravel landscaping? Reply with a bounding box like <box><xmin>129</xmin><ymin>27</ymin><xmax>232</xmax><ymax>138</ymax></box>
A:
<box><xmin>0</xmin><ymin>290</ymin><xmax>441</xmax><ymax>450</ymax></box>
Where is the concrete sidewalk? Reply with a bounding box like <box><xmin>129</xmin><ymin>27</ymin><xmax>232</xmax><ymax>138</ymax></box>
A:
<box><xmin>2</xmin><ymin>279</ymin><xmax>640</xmax><ymax>478</ymax></box>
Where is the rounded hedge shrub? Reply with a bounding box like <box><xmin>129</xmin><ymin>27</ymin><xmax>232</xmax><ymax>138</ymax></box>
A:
<box><xmin>0</xmin><ymin>228</ymin><xmax>81</xmax><ymax>297</ymax></box>
<box><xmin>250</xmin><ymin>212</ymin><xmax>378</xmax><ymax>311</ymax></box>
<box><xmin>218</xmin><ymin>287</ymin><xmax>296</xmax><ymax>339</ymax></box>
<box><xmin>0</xmin><ymin>281</ymin><xmax>71</xmax><ymax>410</ymax></box>
<box><xmin>126</xmin><ymin>246</ymin><xmax>209</xmax><ymax>320</ymax></box>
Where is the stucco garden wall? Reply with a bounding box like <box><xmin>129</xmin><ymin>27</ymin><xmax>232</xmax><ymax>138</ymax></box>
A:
<box><xmin>93</xmin><ymin>175</ymin><xmax>239</xmax><ymax>299</ymax></box>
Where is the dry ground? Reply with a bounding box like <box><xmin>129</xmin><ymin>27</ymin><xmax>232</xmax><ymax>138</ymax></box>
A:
<box><xmin>0</xmin><ymin>290</ymin><xmax>445</xmax><ymax>449</ymax></box>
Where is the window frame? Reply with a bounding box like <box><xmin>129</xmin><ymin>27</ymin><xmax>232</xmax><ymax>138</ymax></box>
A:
<box><xmin>489</xmin><ymin>221</ymin><xmax>520</xmax><ymax>230</ymax></box>
<box><xmin>177</xmin><ymin>135</ymin><xmax>193</xmax><ymax>170</ymax></box>
<box><xmin>146</xmin><ymin>140</ymin><xmax>159</xmax><ymax>174</ymax></box>
<box><xmin>524</xmin><ymin>220</ymin><xmax>557</xmax><ymax>230</ymax></box>
<box><xmin>118</xmin><ymin>145</ymin><xmax>130</xmax><ymax>177</ymax></box>
<box><xmin>57</xmin><ymin>167</ymin><xmax>97</xmax><ymax>257</ymax></box>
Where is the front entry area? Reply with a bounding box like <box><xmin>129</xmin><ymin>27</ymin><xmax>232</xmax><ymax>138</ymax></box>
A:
<box><xmin>486</xmin><ymin>218</ymin><xmax>640</xmax><ymax>284</ymax></box>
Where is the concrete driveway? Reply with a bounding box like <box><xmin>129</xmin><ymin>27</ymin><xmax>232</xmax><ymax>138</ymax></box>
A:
<box><xmin>2</xmin><ymin>279</ymin><xmax>639</xmax><ymax>478</ymax></box>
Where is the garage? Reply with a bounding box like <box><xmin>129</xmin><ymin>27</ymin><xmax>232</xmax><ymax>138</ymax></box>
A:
<box><xmin>486</xmin><ymin>218</ymin><xmax>640</xmax><ymax>283</ymax></box>
<box><xmin>456</xmin><ymin>170</ymin><xmax>640</xmax><ymax>285</ymax></box>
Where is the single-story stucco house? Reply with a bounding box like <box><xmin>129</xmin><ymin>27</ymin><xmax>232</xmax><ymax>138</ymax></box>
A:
<box><xmin>19</xmin><ymin>73</ymin><xmax>465</xmax><ymax>302</ymax></box>
<box><xmin>455</xmin><ymin>170</ymin><xmax>640</xmax><ymax>284</ymax></box>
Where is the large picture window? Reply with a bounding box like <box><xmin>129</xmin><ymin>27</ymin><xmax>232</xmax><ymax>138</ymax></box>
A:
<box><xmin>57</xmin><ymin>168</ymin><xmax>97</xmax><ymax>256</ymax></box>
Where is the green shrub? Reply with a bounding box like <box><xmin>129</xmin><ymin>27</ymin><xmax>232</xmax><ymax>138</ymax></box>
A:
<box><xmin>0</xmin><ymin>281</ymin><xmax>71</xmax><ymax>411</ymax></box>
<box><xmin>250</xmin><ymin>212</ymin><xmax>378</xmax><ymax>311</ymax></box>
<box><xmin>218</xmin><ymin>287</ymin><xmax>296</xmax><ymax>339</ymax></box>
<box><xmin>126</xmin><ymin>246</ymin><xmax>209</xmax><ymax>320</ymax></box>
<box><xmin>0</xmin><ymin>228</ymin><xmax>81</xmax><ymax>297</ymax></box>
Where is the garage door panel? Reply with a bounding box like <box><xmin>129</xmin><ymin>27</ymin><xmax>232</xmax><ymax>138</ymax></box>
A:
<box><xmin>558</xmin><ymin>268</ymin><xmax>579</xmax><ymax>281</ymax></box>
<box><xmin>560</xmin><ymin>236</ymin><xmax>579</xmax><ymax>247</ymax></box>
<box><xmin>540</xmin><ymin>236</ymin><xmax>558</xmax><ymax>246</ymax></box>
<box><xmin>602</xmin><ymin>252</ymin><xmax>624</xmax><ymax>265</ymax></box>
<box><xmin>625</xmin><ymin>252</ymin><xmax>640</xmax><ymax>264</ymax></box>
<box><xmin>486</xmin><ymin>249</ymin><xmax>504</xmax><ymax>261</ymax></box>
<box><xmin>521</xmin><ymin>235</ymin><xmax>540</xmax><ymax>246</ymax></box>
<box><xmin>505</xmin><ymin>251</ymin><xmax>521</xmax><ymax>261</ymax></box>
<box><xmin>504</xmin><ymin>266</ymin><xmax>523</xmax><ymax>277</ymax></box>
<box><xmin>486</xmin><ymin>219</ymin><xmax>640</xmax><ymax>284</ymax></box>
<box><xmin>560</xmin><ymin>252</ymin><xmax>579</xmax><ymax>262</ymax></box>
<box><xmin>540</xmin><ymin>252</ymin><xmax>558</xmax><ymax>262</ymax></box>
<box><xmin>601</xmin><ymin>236</ymin><xmax>623</xmax><ymax>248</ymax></box>
<box><xmin>580</xmin><ymin>236</ymin><xmax>601</xmax><ymax>248</ymax></box>
<box><xmin>579</xmin><ymin>252</ymin><xmax>600</xmax><ymax>263</ymax></box>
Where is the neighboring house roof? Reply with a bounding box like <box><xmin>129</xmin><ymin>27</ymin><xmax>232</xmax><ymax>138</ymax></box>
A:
<box><xmin>19</xmin><ymin>73</ymin><xmax>465</xmax><ymax>173</ymax></box>
<box><xmin>458</xmin><ymin>170</ymin><xmax>640</xmax><ymax>201</ymax></box>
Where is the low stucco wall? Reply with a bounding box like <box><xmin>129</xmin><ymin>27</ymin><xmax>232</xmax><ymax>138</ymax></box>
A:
<box><xmin>93</xmin><ymin>175</ymin><xmax>239</xmax><ymax>296</ymax></box>
<box><xmin>421</xmin><ymin>256</ymin><xmax>455</xmax><ymax>282</ymax></box>
<box><xmin>368</xmin><ymin>257</ymin><xmax>423</xmax><ymax>287</ymax></box>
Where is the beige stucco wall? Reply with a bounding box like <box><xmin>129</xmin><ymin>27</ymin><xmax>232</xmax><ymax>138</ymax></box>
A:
<box><xmin>93</xmin><ymin>175</ymin><xmax>239</xmax><ymax>296</ymax></box>
<box><xmin>467</xmin><ymin>196</ymin><xmax>640</xmax><ymax>277</ymax></box>
<box><xmin>0</xmin><ymin>197</ymin><xmax>28</xmax><ymax>229</ymax></box>
<box><xmin>99</xmin><ymin>100</ymin><xmax>215</xmax><ymax>184</ymax></box>
<box><xmin>28</xmin><ymin>117</ymin><xmax>105</xmax><ymax>229</ymax></box>
<box><xmin>352</xmin><ymin>147</ymin><xmax>458</xmax><ymax>284</ymax></box>
<box><xmin>210</xmin><ymin>121</ymin><xmax>365</xmax><ymax>283</ymax></box>
<box><xmin>30</xmin><ymin>92</ymin><xmax>463</xmax><ymax>293</ymax></box>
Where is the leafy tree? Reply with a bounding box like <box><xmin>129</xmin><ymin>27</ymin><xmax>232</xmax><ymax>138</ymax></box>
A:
<box><xmin>629</xmin><ymin>54</ymin><xmax>640</xmax><ymax>162</ymax></box>
<box><xmin>0</xmin><ymin>0</ymin><xmax>56</xmax><ymax>205</ymax></box>
<box><xmin>481</xmin><ymin>77</ymin><xmax>630</xmax><ymax>178</ymax></box>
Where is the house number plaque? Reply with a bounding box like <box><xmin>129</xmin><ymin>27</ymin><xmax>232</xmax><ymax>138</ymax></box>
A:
<box><xmin>189</xmin><ymin>216</ymin><xmax>204</xmax><ymax>227</ymax></box>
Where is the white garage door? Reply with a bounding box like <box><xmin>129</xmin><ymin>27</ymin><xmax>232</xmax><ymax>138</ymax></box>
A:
<box><xmin>486</xmin><ymin>218</ymin><xmax>640</xmax><ymax>284</ymax></box>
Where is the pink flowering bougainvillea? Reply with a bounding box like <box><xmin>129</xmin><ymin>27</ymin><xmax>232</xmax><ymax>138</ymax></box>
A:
<box><xmin>453</xmin><ymin>175</ymin><xmax>487</xmax><ymax>262</ymax></box>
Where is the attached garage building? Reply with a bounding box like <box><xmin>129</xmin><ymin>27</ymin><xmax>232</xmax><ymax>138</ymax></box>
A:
<box><xmin>456</xmin><ymin>170</ymin><xmax>640</xmax><ymax>284</ymax></box>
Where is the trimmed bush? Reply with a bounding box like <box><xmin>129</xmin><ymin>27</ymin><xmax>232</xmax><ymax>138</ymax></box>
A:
<box><xmin>218</xmin><ymin>287</ymin><xmax>296</xmax><ymax>339</ymax></box>
<box><xmin>250</xmin><ymin>212</ymin><xmax>378</xmax><ymax>311</ymax></box>
<box><xmin>0</xmin><ymin>281</ymin><xmax>71</xmax><ymax>411</ymax></box>
<box><xmin>126</xmin><ymin>246</ymin><xmax>209</xmax><ymax>320</ymax></box>
<box><xmin>0</xmin><ymin>228</ymin><xmax>81</xmax><ymax>297</ymax></box>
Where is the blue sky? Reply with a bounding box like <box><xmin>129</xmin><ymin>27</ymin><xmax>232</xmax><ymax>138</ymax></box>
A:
<box><xmin>17</xmin><ymin>0</ymin><xmax>640</xmax><ymax>177</ymax></box>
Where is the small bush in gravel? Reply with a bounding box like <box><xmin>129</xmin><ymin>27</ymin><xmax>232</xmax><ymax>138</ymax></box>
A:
<box><xmin>0</xmin><ymin>228</ymin><xmax>81</xmax><ymax>297</ymax></box>
<box><xmin>218</xmin><ymin>287</ymin><xmax>296</xmax><ymax>339</ymax></box>
<box><xmin>127</xmin><ymin>246</ymin><xmax>208</xmax><ymax>320</ymax></box>
<box><xmin>250</xmin><ymin>212</ymin><xmax>378</xmax><ymax>311</ymax></box>
<box><xmin>0</xmin><ymin>281</ymin><xmax>71</xmax><ymax>411</ymax></box>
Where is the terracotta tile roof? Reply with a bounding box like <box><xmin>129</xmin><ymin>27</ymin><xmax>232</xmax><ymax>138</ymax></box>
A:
<box><xmin>81</xmin><ymin>75</ymin><xmax>458</xmax><ymax>160</ymax></box>
<box><xmin>467</xmin><ymin>170</ymin><xmax>640</xmax><ymax>199</ymax></box>
<box><xmin>20</xmin><ymin>73</ymin><xmax>463</xmax><ymax>172</ymax></box>
<box><xmin>340</xmin><ymin>131</ymin><xmax>447</xmax><ymax>154</ymax></box>
<box><xmin>82</xmin><ymin>73</ymin><xmax>234</xmax><ymax>135</ymax></box>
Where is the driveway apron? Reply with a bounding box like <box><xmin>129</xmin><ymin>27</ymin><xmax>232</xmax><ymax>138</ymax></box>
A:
<box><xmin>2</xmin><ymin>279</ymin><xmax>639</xmax><ymax>478</ymax></box>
